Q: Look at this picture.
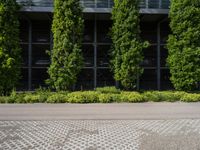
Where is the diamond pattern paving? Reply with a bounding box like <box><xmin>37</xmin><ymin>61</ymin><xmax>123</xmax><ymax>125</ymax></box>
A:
<box><xmin>0</xmin><ymin>120</ymin><xmax>200</xmax><ymax>150</ymax></box>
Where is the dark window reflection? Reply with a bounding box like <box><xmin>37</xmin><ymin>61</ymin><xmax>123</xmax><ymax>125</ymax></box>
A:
<box><xmin>32</xmin><ymin>44</ymin><xmax>50</xmax><ymax>67</ymax></box>
<box><xmin>148</xmin><ymin>0</ymin><xmax>159</xmax><ymax>8</ymax></box>
<box><xmin>82</xmin><ymin>44</ymin><xmax>94</xmax><ymax>67</ymax></box>
<box><xmin>97</xmin><ymin>0</ymin><xmax>108</xmax><ymax>8</ymax></box>
<box><xmin>97</xmin><ymin>20</ymin><xmax>112</xmax><ymax>43</ymax></box>
<box><xmin>141</xmin><ymin>23</ymin><xmax>157</xmax><ymax>44</ymax></box>
<box><xmin>32</xmin><ymin>21</ymin><xmax>50</xmax><ymax>43</ymax></box>
<box><xmin>140</xmin><ymin>69</ymin><xmax>157</xmax><ymax>90</ymax></box>
<box><xmin>32</xmin><ymin>68</ymin><xmax>48</xmax><ymax>89</ymax></box>
<box><xmin>21</xmin><ymin>44</ymin><xmax>28</xmax><ymax>67</ymax></box>
<box><xmin>160</xmin><ymin>46</ymin><xmax>168</xmax><ymax>67</ymax></box>
<box><xmin>141</xmin><ymin>46</ymin><xmax>157</xmax><ymax>67</ymax></box>
<box><xmin>161</xmin><ymin>0</ymin><xmax>170</xmax><ymax>9</ymax></box>
<box><xmin>17</xmin><ymin>68</ymin><xmax>28</xmax><ymax>91</ymax></box>
<box><xmin>19</xmin><ymin>20</ymin><xmax>29</xmax><ymax>43</ymax></box>
<box><xmin>161</xmin><ymin>69</ymin><xmax>173</xmax><ymax>90</ymax></box>
<box><xmin>76</xmin><ymin>69</ymin><xmax>94</xmax><ymax>90</ymax></box>
<box><xmin>160</xmin><ymin>21</ymin><xmax>170</xmax><ymax>44</ymax></box>
<box><xmin>97</xmin><ymin>45</ymin><xmax>111</xmax><ymax>67</ymax></box>
<box><xmin>83</xmin><ymin>20</ymin><xmax>94</xmax><ymax>43</ymax></box>
<box><xmin>97</xmin><ymin>69</ymin><xmax>115</xmax><ymax>87</ymax></box>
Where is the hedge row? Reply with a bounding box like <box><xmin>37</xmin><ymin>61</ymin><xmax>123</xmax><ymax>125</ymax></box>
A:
<box><xmin>0</xmin><ymin>87</ymin><xmax>200</xmax><ymax>103</ymax></box>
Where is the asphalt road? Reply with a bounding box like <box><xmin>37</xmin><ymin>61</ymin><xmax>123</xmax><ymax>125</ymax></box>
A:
<box><xmin>0</xmin><ymin>102</ymin><xmax>200</xmax><ymax>120</ymax></box>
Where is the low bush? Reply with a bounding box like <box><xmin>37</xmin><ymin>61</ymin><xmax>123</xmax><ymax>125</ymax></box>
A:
<box><xmin>0</xmin><ymin>88</ymin><xmax>200</xmax><ymax>103</ymax></box>
<box><xmin>120</xmin><ymin>92</ymin><xmax>145</xmax><ymax>103</ymax></box>
<box><xmin>0</xmin><ymin>97</ymin><xmax>9</xmax><ymax>103</ymax></box>
<box><xmin>46</xmin><ymin>93</ymin><xmax>67</xmax><ymax>103</ymax></box>
<box><xmin>143</xmin><ymin>91</ymin><xmax>186</xmax><ymax>102</ymax></box>
<box><xmin>98</xmin><ymin>94</ymin><xmax>113</xmax><ymax>103</ymax></box>
<box><xmin>35</xmin><ymin>88</ymin><xmax>53</xmax><ymax>103</ymax></box>
<box><xmin>9</xmin><ymin>91</ymin><xmax>26</xmax><ymax>103</ymax></box>
<box><xmin>180</xmin><ymin>93</ymin><xmax>200</xmax><ymax>102</ymax></box>
<box><xmin>110</xmin><ymin>94</ymin><xmax>122</xmax><ymax>103</ymax></box>
<box><xmin>23</xmin><ymin>94</ymin><xmax>41</xmax><ymax>103</ymax></box>
<box><xmin>143</xmin><ymin>91</ymin><xmax>160</xmax><ymax>102</ymax></box>
<box><xmin>96</xmin><ymin>86</ymin><xmax>121</xmax><ymax>94</ymax></box>
<box><xmin>67</xmin><ymin>91</ymin><xmax>99</xmax><ymax>103</ymax></box>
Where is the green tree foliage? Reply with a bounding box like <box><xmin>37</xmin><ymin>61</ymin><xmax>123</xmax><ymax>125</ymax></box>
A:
<box><xmin>167</xmin><ymin>0</ymin><xmax>200</xmax><ymax>91</ymax></box>
<box><xmin>0</xmin><ymin>0</ymin><xmax>21</xmax><ymax>95</ymax></box>
<box><xmin>111</xmin><ymin>0</ymin><xmax>149</xmax><ymax>90</ymax></box>
<box><xmin>47</xmin><ymin>0</ymin><xmax>84</xmax><ymax>91</ymax></box>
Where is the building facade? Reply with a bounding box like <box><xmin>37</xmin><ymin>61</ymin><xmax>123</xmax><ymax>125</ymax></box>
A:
<box><xmin>16</xmin><ymin>0</ymin><xmax>171</xmax><ymax>91</ymax></box>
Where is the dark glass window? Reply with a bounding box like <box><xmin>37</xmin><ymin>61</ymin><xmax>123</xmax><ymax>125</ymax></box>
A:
<box><xmin>97</xmin><ymin>45</ymin><xmax>111</xmax><ymax>67</ymax></box>
<box><xmin>161</xmin><ymin>69</ymin><xmax>173</xmax><ymax>90</ymax></box>
<box><xmin>19</xmin><ymin>20</ymin><xmax>29</xmax><ymax>43</ymax></box>
<box><xmin>160</xmin><ymin>46</ymin><xmax>168</xmax><ymax>67</ymax></box>
<box><xmin>21</xmin><ymin>44</ymin><xmax>29</xmax><ymax>67</ymax></box>
<box><xmin>160</xmin><ymin>22</ymin><xmax>170</xmax><ymax>44</ymax></box>
<box><xmin>141</xmin><ymin>23</ymin><xmax>157</xmax><ymax>44</ymax></box>
<box><xmin>32</xmin><ymin>21</ymin><xmax>50</xmax><ymax>43</ymax></box>
<box><xmin>161</xmin><ymin>0</ymin><xmax>170</xmax><ymax>9</ymax></box>
<box><xmin>83</xmin><ymin>20</ymin><xmax>94</xmax><ymax>43</ymax></box>
<box><xmin>81</xmin><ymin>0</ymin><xmax>95</xmax><ymax>8</ymax></box>
<box><xmin>82</xmin><ymin>44</ymin><xmax>94</xmax><ymax>67</ymax></box>
<box><xmin>97</xmin><ymin>0</ymin><xmax>108</xmax><ymax>8</ymax></box>
<box><xmin>76</xmin><ymin>69</ymin><xmax>94</xmax><ymax>90</ymax></box>
<box><xmin>32</xmin><ymin>68</ymin><xmax>48</xmax><ymax>89</ymax></box>
<box><xmin>148</xmin><ymin>0</ymin><xmax>159</xmax><ymax>8</ymax></box>
<box><xmin>142</xmin><ymin>46</ymin><xmax>157</xmax><ymax>67</ymax></box>
<box><xmin>32</xmin><ymin>44</ymin><xmax>50</xmax><ymax>67</ymax></box>
<box><xmin>97</xmin><ymin>69</ymin><xmax>115</xmax><ymax>87</ymax></box>
<box><xmin>139</xmin><ymin>0</ymin><xmax>146</xmax><ymax>8</ymax></box>
<box><xmin>17</xmin><ymin>68</ymin><xmax>28</xmax><ymax>91</ymax></box>
<box><xmin>140</xmin><ymin>69</ymin><xmax>157</xmax><ymax>90</ymax></box>
<box><xmin>97</xmin><ymin>20</ymin><xmax>112</xmax><ymax>43</ymax></box>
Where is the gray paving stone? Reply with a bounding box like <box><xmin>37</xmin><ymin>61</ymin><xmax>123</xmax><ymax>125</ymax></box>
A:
<box><xmin>0</xmin><ymin>120</ymin><xmax>200</xmax><ymax>150</ymax></box>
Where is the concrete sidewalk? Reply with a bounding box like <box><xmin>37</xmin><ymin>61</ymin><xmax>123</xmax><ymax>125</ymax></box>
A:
<box><xmin>0</xmin><ymin>102</ymin><xmax>200</xmax><ymax>120</ymax></box>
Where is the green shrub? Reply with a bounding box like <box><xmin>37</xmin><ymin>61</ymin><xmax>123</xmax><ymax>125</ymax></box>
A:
<box><xmin>47</xmin><ymin>0</ymin><xmax>84</xmax><ymax>91</ymax></box>
<box><xmin>0</xmin><ymin>0</ymin><xmax>21</xmax><ymax>95</ymax></box>
<box><xmin>143</xmin><ymin>91</ymin><xmax>187</xmax><ymax>102</ymax></box>
<box><xmin>172</xmin><ymin>91</ymin><xmax>187</xmax><ymax>101</ymax></box>
<box><xmin>111</xmin><ymin>94</ymin><xmax>122</xmax><ymax>103</ymax></box>
<box><xmin>35</xmin><ymin>89</ymin><xmax>54</xmax><ymax>103</ymax></box>
<box><xmin>96</xmin><ymin>86</ymin><xmax>120</xmax><ymax>94</ymax></box>
<box><xmin>46</xmin><ymin>94</ymin><xmax>67</xmax><ymax>103</ymax></box>
<box><xmin>23</xmin><ymin>94</ymin><xmax>40</xmax><ymax>103</ymax></box>
<box><xmin>120</xmin><ymin>92</ymin><xmax>145</xmax><ymax>103</ymax></box>
<box><xmin>167</xmin><ymin>0</ymin><xmax>200</xmax><ymax>91</ymax></box>
<box><xmin>98</xmin><ymin>94</ymin><xmax>113</xmax><ymax>103</ymax></box>
<box><xmin>0</xmin><ymin>97</ymin><xmax>9</xmax><ymax>103</ymax></box>
<box><xmin>180</xmin><ymin>93</ymin><xmax>200</xmax><ymax>102</ymax></box>
<box><xmin>111</xmin><ymin>0</ymin><xmax>149</xmax><ymax>90</ymax></box>
<box><xmin>143</xmin><ymin>91</ymin><xmax>161</xmax><ymax>102</ymax></box>
<box><xmin>9</xmin><ymin>91</ymin><xmax>26</xmax><ymax>103</ymax></box>
<box><xmin>67</xmin><ymin>91</ymin><xmax>99</xmax><ymax>103</ymax></box>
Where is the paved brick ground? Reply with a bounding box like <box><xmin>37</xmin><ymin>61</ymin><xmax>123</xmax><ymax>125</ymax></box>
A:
<box><xmin>0</xmin><ymin>120</ymin><xmax>200</xmax><ymax>150</ymax></box>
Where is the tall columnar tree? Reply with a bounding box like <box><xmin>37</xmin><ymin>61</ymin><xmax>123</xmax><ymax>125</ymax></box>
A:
<box><xmin>47</xmin><ymin>0</ymin><xmax>84</xmax><ymax>91</ymax></box>
<box><xmin>0</xmin><ymin>0</ymin><xmax>21</xmax><ymax>95</ymax></box>
<box><xmin>111</xmin><ymin>0</ymin><xmax>148</xmax><ymax>90</ymax></box>
<box><xmin>167</xmin><ymin>0</ymin><xmax>200</xmax><ymax>91</ymax></box>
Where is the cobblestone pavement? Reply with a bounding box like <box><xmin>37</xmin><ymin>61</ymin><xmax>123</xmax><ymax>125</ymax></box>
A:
<box><xmin>0</xmin><ymin>120</ymin><xmax>200</xmax><ymax>150</ymax></box>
